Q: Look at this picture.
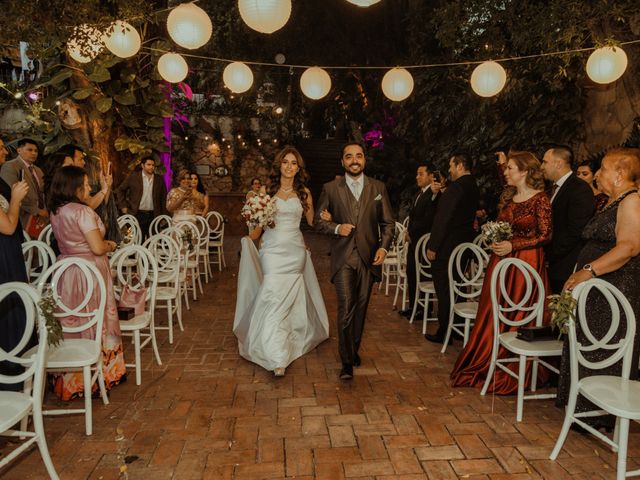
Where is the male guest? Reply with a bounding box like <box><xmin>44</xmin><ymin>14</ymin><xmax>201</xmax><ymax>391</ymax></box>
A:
<box><xmin>115</xmin><ymin>156</ymin><xmax>167</xmax><ymax>238</ymax></box>
<box><xmin>315</xmin><ymin>142</ymin><xmax>395</xmax><ymax>380</ymax></box>
<box><xmin>401</xmin><ymin>164</ymin><xmax>441</xmax><ymax>318</ymax></box>
<box><xmin>425</xmin><ymin>154</ymin><xmax>479</xmax><ymax>344</ymax></box>
<box><xmin>0</xmin><ymin>137</ymin><xmax>8</xmax><ymax>166</ymax></box>
<box><xmin>0</xmin><ymin>137</ymin><xmax>48</xmax><ymax>233</ymax></box>
<box><xmin>541</xmin><ymin>145</ymin><xmax>594</xmax><ymax>293</ymax></box>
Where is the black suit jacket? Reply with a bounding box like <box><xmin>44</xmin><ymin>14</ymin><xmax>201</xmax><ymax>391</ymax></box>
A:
<box><xmin>427</xmin><ymin>174</ymin><xmax>479</xmax><ymax>261</ymax></box>
<box><xmin>407</xmin><ymin>186</ymin><xmax>440</xmax><ymax>243</ymax></box>
<box><xmin>315</xmin><ymin>175</ymin><xmax>395</xmax><ymax>281</ymax></box>
<box><xmin>115</xmin><ymin>170</ymin><xmax>167</xmax><ymax>216</ymax></box>
<box><xmin>546</xmin><ymin>172</ymin><xmax>594</xmax><ymax>284</ymax></box>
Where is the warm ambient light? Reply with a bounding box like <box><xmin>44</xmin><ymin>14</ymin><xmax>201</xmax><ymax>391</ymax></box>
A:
<box><xmin>470</xmin><ymin>61</ymin><xmax>507</xmax><ymax>97</ymax></box>
<box><xmin>67</xmin><ymin>25</ymin><xmax>103</xmax><ymax>63</ymax></box>
<box><xmin>586</xmin><ymin>46</ymin><xmax>628</xmax><ymax>84</ymax></box>
<box><xmin>381</xmin><ymin>68</ymin><xmax>414</xmax><ymax>101</ymax></box>
<box><xmin>103</xmin><ymin>21</ymin><xmax>141</xmax><ymax>58</ymax></box>
<box><xmin>300</xmin><ymin>67</ymin><xmax>332</xmax><ymax>100</ymax></box>
<box><xmin>238</xmin><ymin>0</ymin><xmax>292</xmax><ymax>34</ymax></box>
<box><xmin>223</xmin><ymin>62</ymin><xmax>254</xmax><ymax>93</ymax></box>
<box><xmin>167</xmin><ymin>3</ymin><xmax>213</xmax><ymax>50</ymax></box>
<box><xmin>157</xmin><ymin>53</ymin><xmax>189</xmax><ymax>83</ymax></box>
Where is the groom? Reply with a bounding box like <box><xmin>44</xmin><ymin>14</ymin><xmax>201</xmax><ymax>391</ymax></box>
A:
<box><xmin>315</xmin><ymin>142</ymin><xmax>395</xmax><ymax>380</ymax></box>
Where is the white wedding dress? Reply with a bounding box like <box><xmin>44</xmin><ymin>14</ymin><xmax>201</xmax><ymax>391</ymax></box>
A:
<box><xmin>233</xmin><ymin>197</ymin><xmax>329</xmax><ymax>371</ymax></box>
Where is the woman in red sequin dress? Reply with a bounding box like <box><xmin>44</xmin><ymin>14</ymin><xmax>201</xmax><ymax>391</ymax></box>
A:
<box><xmin>451</xmin><ymin>151</ymin><xmax>552</xmax><ymax>394</ymax></box>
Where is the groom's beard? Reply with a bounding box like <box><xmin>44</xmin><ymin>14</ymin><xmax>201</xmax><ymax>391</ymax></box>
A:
<box><xmin>345</xmin><ymin>165</ymin><xmax>363</xmax><ymax>177</ymax></box>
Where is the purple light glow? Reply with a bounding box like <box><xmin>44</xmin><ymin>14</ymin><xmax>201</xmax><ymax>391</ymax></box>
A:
<box><xmin>27</xmin><ymin>92</ymin><xmax>39</xmax><ymax>101</ymax></box>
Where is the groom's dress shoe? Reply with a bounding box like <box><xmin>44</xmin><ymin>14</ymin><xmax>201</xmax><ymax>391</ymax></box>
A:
<box><xmin>398</xmin><ymin>309</ymin><xmax>411</xmax><ymax>318</ymax></box>
<box><xmin>353</xmin><ymin>354</ymin><xmax>361</xmax><ymax>367</ymax></box>
<box><xmin>339</xmin><ymin>365</ymin><xmax>353</xmax><ymax>380</ymax></box>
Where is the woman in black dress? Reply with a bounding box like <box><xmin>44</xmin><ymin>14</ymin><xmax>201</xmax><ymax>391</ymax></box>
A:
<box><xmin>558</xmin><ymin>148</ymin><xmax>640</xmax><ymax>428</ymax></box>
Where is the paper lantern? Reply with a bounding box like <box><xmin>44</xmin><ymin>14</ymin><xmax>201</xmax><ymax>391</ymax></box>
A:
<box><xmin>167</xmin><ymin>3</ymin><xmax>213</xmax><ymax>50</ymax></box>
<box><xmin>381</xmin><ymin>68</ymin><xmax>414</xmax><ymax>101</ymax></box>
<box><xmin>586</xmin><ymin>46</ymin><xmax>628</xmax><ymax>84</ymax></box>
<box><xmin>158</xmin><ymin>53</ymin><xmax>189</xmax><ymax>83</ymax></box>
<box><xmin>300</xmin><ymin>67</ymin><xmax>331</xmax><ymax>100</ymax></box>
<box><xmin>103</xmin><ymin>21</ymin><xmax>141</xmax><ymax>58</ymax></box>
<box><xmin>238</xmin><ymin>0</ymin><xmax>291</xmax><ymax>34</ymax></box>
<box><xmin>67</xmin><ymin>25</ymin><xmax>103</xmax><ymax>63</ymax></box>
<box><xmin>223</xmin><ymin>62</ymin><xmax>254</xmax><ymax>93</ymax></box>
<box><xmin>470</xmin><ymin>61</ymin><xmax>507</xmax><ymax>97</ymax></box>
<box><xmin>346</xmin><ymin>0</ymin><xmax>382</xmax><ymax>6</ymax></box>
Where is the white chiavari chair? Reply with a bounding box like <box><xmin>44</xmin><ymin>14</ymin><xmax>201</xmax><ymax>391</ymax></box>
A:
<box><xmin>22</xmin><ymin>240</ymin><xmax>56</xmax><ymax>286</ymax></box>
<box><xmin>37</xmin><ymin>223</ymin><xmax>55</xmax><ymax>248</ymax></box>
<box><xmin>206</xmin><ymin>211</ymin><xmax>226</xmax><ymax>271</ymax></box>
<box><xmin>410</xmin><ymin>233</ymin><xmax>437</xmax><ymax>333</ymax></box>
<box><xmin>148</xmin><ymin>214</ymin><xmax>172</xmax><ymax>237</ymax></box>
<box><xmin>117</xmin><ymin>214</ymin><xmax>142</xmax><ymax>245</ymax></box>
<box><xmin>194</xmin><ymin>215</ymin><xmax>212</xmax><ymax>283</ymax></box>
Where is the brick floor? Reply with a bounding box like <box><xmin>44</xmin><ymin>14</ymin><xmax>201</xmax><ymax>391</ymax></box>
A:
<box><xmin>1</xmin><ymin>233</ymin><xmax>639</xmax><ymax>479</ymax></box>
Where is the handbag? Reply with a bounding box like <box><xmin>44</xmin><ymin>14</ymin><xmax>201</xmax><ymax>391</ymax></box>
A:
<box><xmin>25</xmin><ymin>214</ymin><xmax>47</xmax><ymax>239</ymax></box>
<box><xmin>118</xmin><ymin>284</ymin><xmax>147</xmax><ymax>316</ymax></box>
<box><xmin>515</xmin><ymin>325</ymin><xmax>555</xmax><ymax>342</ymax></box>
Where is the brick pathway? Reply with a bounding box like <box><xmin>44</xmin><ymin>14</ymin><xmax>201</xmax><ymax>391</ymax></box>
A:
<box><xmin>2</xmin><ymin>233</ymin><xmax>638</xmax><ymax>479</ymax></box>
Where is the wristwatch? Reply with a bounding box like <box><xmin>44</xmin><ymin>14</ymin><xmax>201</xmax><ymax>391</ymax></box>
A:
<box><xmin>582</xmin><ymin>264</ymin><xmax>597</xmax><ymax>277</ymax></box>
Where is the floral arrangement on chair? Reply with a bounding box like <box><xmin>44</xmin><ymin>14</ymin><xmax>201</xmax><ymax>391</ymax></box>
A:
<box><xmin>38</xmin><ymin>289</ymin><xmax>63</xmax><ymax>347</ymax></box>
<box><xmin>481</xmin><ymin>221</ymin><xmax>513</xmax><ymax>244</ymax></box>
<box><xmin>548</xmin><ymin>289</ymin><xmax>577</xmax><ymax>335</ymax></box>
<box><xmin>242</xmin><ymin>193</ymin><xmax>277</xmax><ymax>230</ymax></box>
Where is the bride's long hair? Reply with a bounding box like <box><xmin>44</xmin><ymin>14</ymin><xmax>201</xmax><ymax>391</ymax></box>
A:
<box><xmin>268</xmin><ymin>145</ymin><xmax>310</xmax><ymax>211</ymax></box>
<box><xmin>498</xmin><ymin>150</ymin><xmax>545</xmax><ymax>210</ymax></box>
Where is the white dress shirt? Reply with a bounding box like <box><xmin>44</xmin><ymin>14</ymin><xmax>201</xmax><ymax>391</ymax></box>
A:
<box><xmin>139</xmin><ymin>171</ymin><xmax>154</xmax><ymax>211</ymax></box>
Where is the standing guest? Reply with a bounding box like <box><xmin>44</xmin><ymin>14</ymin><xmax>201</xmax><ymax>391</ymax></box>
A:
<box><xmin>246</xmin><ymin>177</ymin><xmax>263</xmax><ymax>200</ymax></box>
<box><xmin>166</xmin><ymin>169</ymin><xmax>196</xmax><ymax>221</ymax></box>
<box><xmin>425</xmin><ymin>153</ymin><xmax>479</xmax><ymax>344</ymax></box>
<box><xmin>0</xmin><ymin>174</ymin><xmax>31</xmax><ymax>392</ymax></box>
<box><xmin>559</xmin><ymin>148</ymin><xmax>640</xmax><ymax>429</ymax></box>
<box><xmin>451</xmin><ymin>151</ymin><xmax>552</xmax><ymax>392</ymax></box>
<box><xmin>576</xmin><ymin>159</ymin><xmax>608</xmax><ymax>211</ymax></box>
<box><xmin>115</xmin><ymin>156</ymin><xmax>167</xmax><ymax>238</ymax></box>
<box><xmin>0</xmin><ymin>137</ymin><xmax>48</xmax><ymax>237</ymax></box>
<box><xmin>541</xmin><ymin>145</ymin><xmax>594</xmax><ymax>294</ymax></box>
<box><xmin>315</xmin><ymin>142</ymin><xmax>395</xmax><ymax>380</ymax></box>
<box><xmin>190</xmin><ymin>172</ymin><xmax>209</xmax><ymax>216</ymax></box>
<box><xmin>48</xmin><ymin>166</ymin><xmax>126</xmax><ymax>400</ymax></box>
<box><xmin>0</xmin><ymin>137</ymin><xmax>8</xmax><ymax>166</ymax></box>
<box><xmin>401</xmin><ymin>164</ymin><xmax>441</xmax><ymax>318</ymax></box>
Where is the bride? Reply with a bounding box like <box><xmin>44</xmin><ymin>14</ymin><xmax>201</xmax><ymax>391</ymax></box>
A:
<box><xmin>233</xmin><ymin>146</ymin><xmax>329</xmax><ymax>377</ymax></box>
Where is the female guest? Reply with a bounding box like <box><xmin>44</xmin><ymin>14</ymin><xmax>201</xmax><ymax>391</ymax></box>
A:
<box><xmin>166</xmin><ymin>169</ymin><xmax>196</xmax><ymax>221</ymax></box>
<box><xmin>576</xmin><ymin>159</ymin><xmax>608</xmax><ymax>211</ymax></box>
<box><xmin>559</xmin><ymin>148</ymin><xmax>640</xmax><ymax>428</ymax></box>
<box><xmin>0</xmin><ymin>175</ymin><xmax>30</xmax><ymax>391</ymax></box>
<box><xmin>451</xmin><ymin>151</ymin><xmax>552</xmax><ymax>393</ymax></box>
<box><xmin>48</xmin><ymin>166</ymin><xmax>126</xmax><ymax>400</ymax></box>
<box><xmin>190</xmin><ymin>172</ymin><xmax>209</xmax><ymax>216</ymax></box>
<box><xmin>246</xmin><ymin>177</ymin><xmax>263</xmax><ymax>200</ymax></box>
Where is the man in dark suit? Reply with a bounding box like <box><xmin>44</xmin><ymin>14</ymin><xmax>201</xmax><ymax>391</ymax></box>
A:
<box><xmin>425</xmin><ymin>154</ymin><xmax>479</xmax><ymax>344</ymax></box>
<box><xmin>541</xmin><ymin>146</ymin><xmax>594</xmax><ymax>293</ymax></box>
<box><xmin>115</xmin><ymin>156</ymin><xmax>167</xmax><ymax>239</ymax></box>
<box><xmin>0</xmin><ymin>137</ymin><xmax>48</xmax><ymax>233</ymax></box>
<box><xmin>400</xmin><ymin>164</ymin><xmax>441</xmax><ymax>318</ymax></box>
<box><xmin>315</xmin><ymin>142</ymin><xmax>395</xmax><ymax>380</ymax></box>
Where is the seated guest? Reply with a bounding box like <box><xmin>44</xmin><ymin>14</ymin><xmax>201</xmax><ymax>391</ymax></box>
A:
<box><xmin>451</xmin><ymin>151</ymin><xmax>552</xmax><ymax>393</ymax></box>
<box><xmin>48</xmin><ymin>166</ymin><xmax>126</xmax><ymax>400</ymax></box>
<box><xmin>558</xmin><ymin>147</ymin><xmax>640</xmax><ymax>430</ymax></box>
<box><xmin>190</xmin><ymin>172</ymin><xmax>209</xmax><ymax>216</ymax></box>
<box><xmin>166</xmin><ymin>169</ymin><xmax>196</xmax><ymax>221</ymax></box>
<box><xmin>576</xmin><ymin>159</ymin><xmax>608</xmax><ymax>211</ymax></box>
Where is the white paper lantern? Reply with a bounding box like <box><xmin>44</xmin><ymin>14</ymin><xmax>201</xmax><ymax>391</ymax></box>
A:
<box><xmin>167</xmin><ymin>3</ymin><xmax>213</xmax><ymax>50</ymax></box>
<box><xmin>103</xmin><ymin>21</ymin><xmax>141</xmax><ymax>58</ymax></box>
<box><xmin>238</xmin><ymin>0</ymin><xmax>291</xmax><ymax>34</ymax></box>
<box><xmin>346</xmin><ymin>0</ymin><xmax>382</xmax><ymax>7</ymax></box>
<box><xmin>223</xmin><ymin>62</ymin><xmax>254</xmax><ymax>93</ymax></box>
<box><xmin>67</xmin><ymin>25</ymin><xmax>103</xmax><ymax>63</ymax></box>
<box><xmin>158</xmin><ymin>53</ymin><xmax>189</xmax><ymax>83</ymax></box>
<box><xmin>381</xmin><ymin>68</ymin><xmax>414</xmax><ymax>101</ymax></box>
<box><xmin>586</xmin><ymin>46</ymin><xmax>628</xmax><ymax>84</ymax></box>
<box><xmin>470</xmin><ymin>61</ymin><xmax>507</xmax><ymax>97</ymax></box>
<box><xmin>300</xmin><ymin>67</ymin><xmax>332</xmax><ymax>100</ymax></box>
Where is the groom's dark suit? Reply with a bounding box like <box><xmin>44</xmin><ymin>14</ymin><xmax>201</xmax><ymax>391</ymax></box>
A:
<box><xmin>315</xmin><ymin>175</ymin><xmax>394</xmax><ymax>366</ymax></box>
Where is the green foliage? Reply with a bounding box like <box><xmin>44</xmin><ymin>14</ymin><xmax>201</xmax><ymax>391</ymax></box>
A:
<box><xmin>548</xmin><ymin>289</ymin><xmax>578</xmax><ymax>335</ymax></box>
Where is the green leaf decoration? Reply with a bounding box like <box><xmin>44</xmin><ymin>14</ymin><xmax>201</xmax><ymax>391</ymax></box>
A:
<box><xmin>46</xmin><ymin>69</ymin><xmax>74</xmax><ymax>86</ymax></box>
<box><xmin>120</xmin><ymin>68</ymin><xmax>137</xmax><ymax>83</ymax></box>
<box><xmin>547</xmin><ymin>289</ymin><xmax>577</xmax><ymax>335</ymax></box>
<box><xmin>87</xmin><ymin>66</ymin><xmax>111</xmax><ymax>83</ymax></box>
<box><xmin>114</xmin><ymin>137</ymin><xmax>130</xmax><ymax>151</ymax></box>
<box><xmin>114</xmin><ymin>91</ymin><xmax>137</xmax><ymax>105</ymax></box>
<box><xmin>96</xmin><ymin>97</ymin><xmax>113</xmax><ymax>112</ymax></box>
<box><xmin>72</xmin><ymin>87</ymin><xmax>94</xmax><ymax>100</ymax></box>
<box><xmin>145</xmin><ymin>116</ymin><xmax>165</xmax><ymax>128</ymax></box>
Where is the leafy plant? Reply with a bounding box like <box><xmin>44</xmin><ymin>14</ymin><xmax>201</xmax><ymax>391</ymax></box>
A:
<box><xmin>548</xmin><ymin>289</ymin><xmax>578</xmax><ymax>335</ymax></box>
<box><xmin>38</xmin><ymin>290</ymin><xmax>64</xmax><ymax>347</ymax></box>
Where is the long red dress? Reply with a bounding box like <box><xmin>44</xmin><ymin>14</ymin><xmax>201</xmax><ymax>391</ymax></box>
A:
<box><xmin>451</xmin><ymin>192</ymin><xmax>552</xmax><ymax>394</ymax></box>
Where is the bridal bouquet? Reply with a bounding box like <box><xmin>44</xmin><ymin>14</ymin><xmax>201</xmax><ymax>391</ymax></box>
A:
<box><xmin>481</xmin><ymin>221</ymin><xmax>513</xmax><ymax>244</ymax></box>
<box><xmin>242</xmin><ymin>193</ymin><xmax>277</xmax><ymax>229</ymax></box>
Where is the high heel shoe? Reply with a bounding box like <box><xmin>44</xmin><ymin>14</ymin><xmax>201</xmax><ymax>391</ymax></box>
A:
<box><xmin>274</xmin><ymin>368</ymin><xmax>285</xmax><ymax>377</ymax></box>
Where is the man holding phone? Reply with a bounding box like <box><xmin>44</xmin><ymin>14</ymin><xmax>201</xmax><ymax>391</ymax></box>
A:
<box><xmin>0</xmin><ymin>137</ymin><xmax>48</xmax><ymax>234</ymax></box>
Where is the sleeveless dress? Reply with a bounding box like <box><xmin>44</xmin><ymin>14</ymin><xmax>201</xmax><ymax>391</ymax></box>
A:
<box><xmin>233</xmin><ymin>197</ymin><xmax>329</xmax><ymax>371</ymax></box>
<box><xmin>556</xmin><ymin>189</ymin><xmax>640</xmax><ymax>427</ymax></box>
<box><xmin>451</xmin><ymin>192</ymin><xmax>553</xmax><ymax>393</ymax></box>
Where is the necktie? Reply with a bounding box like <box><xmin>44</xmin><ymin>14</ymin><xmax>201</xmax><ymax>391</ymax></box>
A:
<box><xmin>549</xmin><ymin>183</ymin><xmax>558</xmax><ymax>201</ymax></box>
<box><xmin>414</xmin><ymin>190</ymin><xmax>423</xmax><ymax>206</ymax></box>
<box><xmin>352</xmin><ymin>181</ymin><xmax>361</xmax><ymax>201</ymax></box>
<box><xmin>28</xmin><ymin>165</ymin><xmax>45</xmax><ymax>208</ymax></box>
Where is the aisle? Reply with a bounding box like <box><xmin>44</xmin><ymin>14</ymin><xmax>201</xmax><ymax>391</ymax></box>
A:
<box><xmin>1</xmin><ymin>233</ymin><xmax>638</xmax><ymax>479</ymax></box>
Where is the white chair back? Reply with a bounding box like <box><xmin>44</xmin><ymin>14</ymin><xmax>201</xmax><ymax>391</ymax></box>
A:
<box><xmin>22</xmin><ymin>229</ymin><xmax>31</xmax><ymax>241</ymax></box>
<box><xmin>37</xmin><ymin>223</ymin><xmax>55</xmax><ymax>247</ymax></box>
<box><xmin>570</xmin><ymin>279</ymin><xmax>636</xmax><ymax>378</ymax></box>
<box><xmin>22</xmin><ymin>240</ymin><xmax>57</xmax><ymax>285</ymax></box>
<box><xmin>206</xmin><ymin>211</ymin><xmax>224</xmax><ymax>240</ymax></box>
<box><xmin>473</xmin><ymin>233</ymin><xmax>492</xmax><ymax>254</ymax></box>
<box><xmin>148</xmin><ymin>214</ymin><xmax>172</xmax><ymax>237</ymax></box>
<box><xmin>414</xmin><ymin>233</ymin><xmax>432</xmax><ymax>283</ymax></box>
<box><xmin>401</xmin><ymin>216</ymin><xmax>409</xmax><ymax>228</ymax></box>
<box><xmin>110</xmin><ymin>245</ymin><xmax>158</xmax><ymax>311</ymax></box>
<box><xmin>448</xmin><ymin>242</ymin><xmax>489</xmax><ymax>305</ymax></box>
<box><xmin>194</xmin><ymin>215</ymin><xmax>211</xmax><ymax>250</ymax></box>
<box><xmin>144</xmin><ymin>233</ymin><xmax>181</xmax><ymax>283</ymax></box>
<box><xmin>117</xmin><ymin>214</ymin><xmax>142</xmax><ymax>245</ymax></box>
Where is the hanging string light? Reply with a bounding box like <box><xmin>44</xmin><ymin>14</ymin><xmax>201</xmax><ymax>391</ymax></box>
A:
<box><xmin>167</xmin><ymin>3</ymin><xmax>213</xmax><ymax>50</ymax></box>
<box><xmin>157</xmin><ymin>53</ymin><xmax>189</xmax><ymax>83</ymax></box>
<box><xmin>238</xmin><ymin>0</ymin><xmax>292</xmax><ymax>34</ymax></box>
<box><xmin>381</xmin><ymin>68</ymin><xmax>413</xmax><ymax>101</ymax></box>
<box><xmin>470</xmin><ymin>61</ymin><xmax>507</xmax><ymax>97</ymax></box>
<box><xmin>103</xmin><ymin>20</ymin><xmax>141</xmax><ymax>58</ymax></box>
<box><xmin>300</xmin><ymin>67</ymin><xmax>332</xmax><ymax>100</ymax></box>
<box><xmin>586</xmin><ymin>46</ymin><xmax>628</xmax><ymax>84</ymax></box>
<box><xmin>345</xmin><ymin>0</ymin><xmax>382</xmax><ymax>7</ymax></box>
<box><xmin>223</xmin><ymin>62</ymin><xmax>254</xmax><ymax>93</ymax></box>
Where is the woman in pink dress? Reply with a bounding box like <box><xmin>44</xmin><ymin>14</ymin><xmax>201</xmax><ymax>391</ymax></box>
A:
<box><xmin>48</xmin><ymin>166</ymin><xmax>126</xmax><ymax>400</ymax></box>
